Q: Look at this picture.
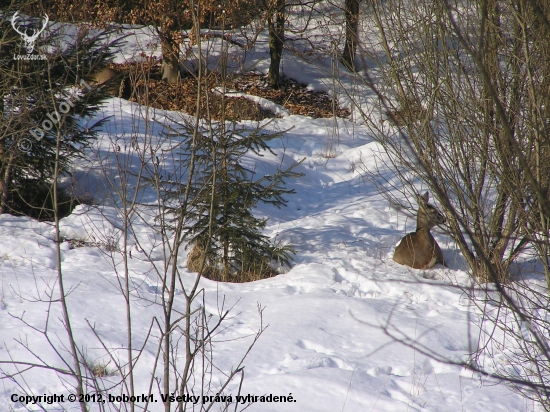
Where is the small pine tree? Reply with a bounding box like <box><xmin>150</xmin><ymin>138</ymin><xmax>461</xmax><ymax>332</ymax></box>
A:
<box><xmin>0</xmin><ymin>10</ymin><xmax>121</xmax><ymax>218</ymax></box>
<box><xmin>178</xmin><ymin>121</ymin><xmax>302</xmax><ymax>281</ymax></box>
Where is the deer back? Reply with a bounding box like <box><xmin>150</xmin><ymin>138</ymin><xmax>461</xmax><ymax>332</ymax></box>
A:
<box><xmin>91</xmin><ymin>67</ymin><xmax>119</xmax><ymax>85</ymax></box>
<box><xmin>393</xmin><ymin>192</ymin><xmax>446</xmax><ymax>269</ymax></box>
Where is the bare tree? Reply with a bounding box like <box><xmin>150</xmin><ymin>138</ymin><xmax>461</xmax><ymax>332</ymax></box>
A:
<box><xmin>342</xmin><ymin>0</ymin><xmax>360</xmax><ymax>70</ymax></box>
<box><xmin>345</xmin><ymin>0</ymin><xmax>550</xmax><ymax>407</ymax></box>
<box><xmin>1</xmin><ymin>3</ymin><xmax>273</xmax><ymax>411</ymax></box>
<box><xmin>266</xmin><ymin>0</ymin><xmax>286</xmax><ymax>88</ymax></box>
<box><xmin>353</xmin><ymin>0</ymin><xmax>549</xmax><ymax>283</ymax></box>
<box><xmin>0</xmin><ymin>14</ymin><xmax>113</xmax><ymax>412</ymax></box>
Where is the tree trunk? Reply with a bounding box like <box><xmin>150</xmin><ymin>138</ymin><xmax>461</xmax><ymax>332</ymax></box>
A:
<box><xmin>161</xmin><ymin>21</ymin><xmax>181</xmax><ymax>84</ymax></box>
<box><xmin>267</xmin><ymin>0</ymin><xmax>285</xmax><ymax>89</ymax></box>
<box><xmin>342</xmin><ymin>0</ymin><xmax>360</xmax><ymax>71</ymax></box>
<box><xmin>0</xmin><ymin>154</ymin><xmax>13</xmax><ymax>214</ymax></box>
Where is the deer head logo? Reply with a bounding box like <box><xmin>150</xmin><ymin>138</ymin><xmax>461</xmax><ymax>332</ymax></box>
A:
<box><xmin>11</xmin><ymin>12</ymin><xmax>49</xmax><ymax>54</ymax></box>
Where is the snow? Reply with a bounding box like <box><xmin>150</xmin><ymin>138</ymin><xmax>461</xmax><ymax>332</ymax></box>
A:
<box><xmin>0</xmin><ymin>6</ymin><xmax>536</xmax><ymax>412</ymax></box>
<box><xmin>212</xmin><ymin>87</ymin><xmax>291</xmax><ymax>117</ymax></box>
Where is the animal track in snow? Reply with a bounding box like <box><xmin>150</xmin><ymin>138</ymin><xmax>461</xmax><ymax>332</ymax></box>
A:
<box><xmin>297</xmin><ymin>339</ymin><xmax>334</xmax><ymax>355</ymax></box>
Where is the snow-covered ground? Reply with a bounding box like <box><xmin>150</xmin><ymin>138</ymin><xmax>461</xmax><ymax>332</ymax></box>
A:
<box><xmin>0</xmin><ymin>7</ymin><xmax>537</xmax><ymax>412</ymax></box>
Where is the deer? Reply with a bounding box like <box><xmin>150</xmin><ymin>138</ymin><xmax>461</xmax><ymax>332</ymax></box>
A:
<box><xmin>11</xmin><ymin>12</ymin><xmax>49</xmax><ymax>54</ymax></box>
<box><xmin>87</xmin><ymin>67</ymin><xmax>131</xmax><ymax>99</ymax></box>
<box><xmin>393</xmin><ymin>192</ymin><xmax>447</xmax><ymax>269</ymax></box>
<box><xmin>91</xmin><ymin>67</ymin><xmax>120</xmax><ymax>85</ymax></box>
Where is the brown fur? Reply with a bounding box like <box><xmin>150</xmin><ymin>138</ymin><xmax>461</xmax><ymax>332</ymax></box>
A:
<box><xmin>88</xmin><ymin>67</ymin><xmax>130</xmax><ymax>98</ymax></box>
<box><xmin>91</xmin><ymin>67</ymin><xmax>120</xmax><ymax>85</ymax></box>
<box><xmin>393</xmin><ymin>192</ymin><xmax>446</xmax><ymax>269</ymax></box>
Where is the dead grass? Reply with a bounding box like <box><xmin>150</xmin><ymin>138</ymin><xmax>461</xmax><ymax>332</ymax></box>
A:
<box><xmin>109</xmin><ymin>63</ymin><xmax>350</xmax><ymax>120</ymax></box>
<box><xmin>187</xmin><ymin>243</ymin><xmax>278</xmax><ymax>283</ymax></box>
<box><xmin>231</xmin><ymin>72</ymin><xmax>350</xmax><ymax>118</ymax></box>
<box><xmin>87</xmin><ymin>360</ymin><xmax>116</xmax><ymax>378</ymax></box>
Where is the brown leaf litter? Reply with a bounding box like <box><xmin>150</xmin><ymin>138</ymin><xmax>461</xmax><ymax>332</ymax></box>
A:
<box><xmin>109</xmin><ymin>62</ymin><xmax>350</xmax><ymax>120</ymax></box>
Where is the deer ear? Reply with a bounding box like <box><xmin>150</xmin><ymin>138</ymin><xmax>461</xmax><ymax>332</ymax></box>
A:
<box><xmin>417</xmin><ymin>191</ymin><xmax>429</xmax><ymax>204</ymax></box>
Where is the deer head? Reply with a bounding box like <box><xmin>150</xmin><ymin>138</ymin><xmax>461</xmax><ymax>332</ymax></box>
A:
<box><xmin>11</xmin><ymin>12</ymin><xmax>49</xmax><ymax>54</ymax></box>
